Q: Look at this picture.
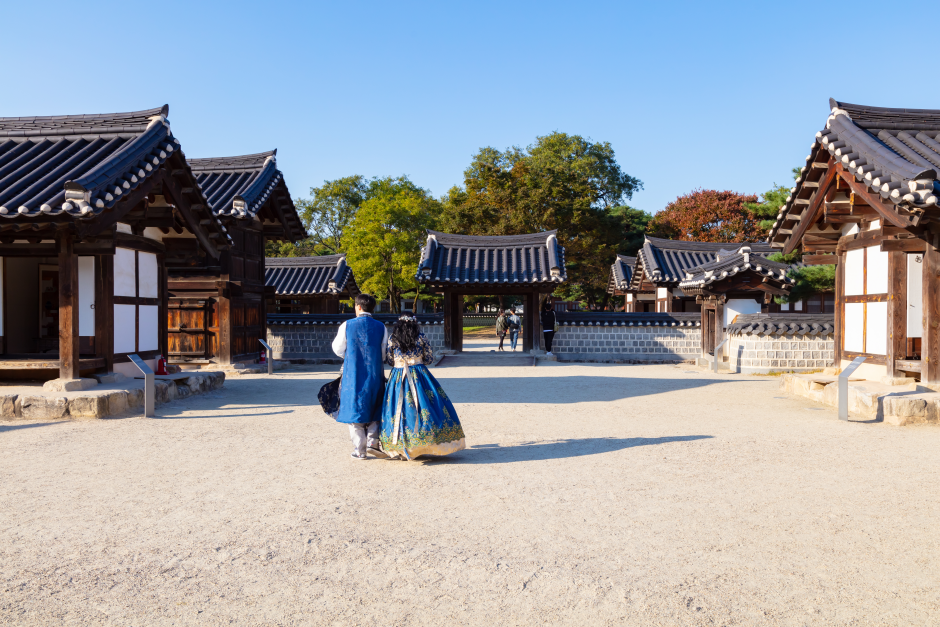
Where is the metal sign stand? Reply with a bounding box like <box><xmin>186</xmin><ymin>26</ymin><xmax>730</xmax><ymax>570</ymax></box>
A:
<box><xmin>128</xmin><ymin>354</ymin><xmax>155</xmax><ymax>417</ymax></box>
<box><xmin>838</xmin><ymin>356</ymin><xmax>866</xmax><ymax>421</ymax></box>
<box><xmin>713</xmin><ymin>338</ymin><xmax>729</xmax><ymax>374</ymax></box>
<box><xmin>259</xmin><ymin>339</ymin><xmax>274</xmax><ymax>375</ymax></box>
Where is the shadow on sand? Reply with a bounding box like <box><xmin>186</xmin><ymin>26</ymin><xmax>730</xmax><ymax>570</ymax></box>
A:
<box><xmin>422</xmin><ymin>435</ymin><xmax>713</xmax><ymax>464</ymax></box>
<box><xmin>0</xmin><ymin>421</ymin><xmax>67</xmax><ymax>433</ymax></box>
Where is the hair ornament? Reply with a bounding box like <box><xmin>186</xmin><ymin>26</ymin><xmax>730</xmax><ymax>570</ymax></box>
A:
<box><xmin>399</xmin><ymin>315</ymin><xmax>416</xmax><ymax>322</ymax></box>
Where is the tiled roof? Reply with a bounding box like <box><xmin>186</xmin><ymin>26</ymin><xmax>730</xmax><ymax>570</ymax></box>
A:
<box><xmin>267</xmin><ymin>313</ymin><xmax>444</xmax><ymax>326</ymax></box>
<box><xmin>678</xmin><ymin>246</ymin><xmax>793</xmax><ymax>292</ymax></box>
<box><xmin>608</xmin><ymin>254</ymin><xmax>635</xmax><ymax>293</ymax></box>
<box><xmin>265</xmin><ymin>254</ymin><xmax>359</xmax><ymax>296</ymax></box>
<box><xmin>416</xmin><ymin>230</ymin><xmax>567</xmax><ymax>287</ymax></box>
<box><xmin>632</xmin><ymin>236</ymin><xmax>775</xmax><ymax>288</ymax></box>
<box><xmin>189</xmin><ymin>151</ymin><xmax>305</xmax><ymax>241</ymax></box>
<box><xmin>769</xmin><ymin>98</ymin><xmax>940</xmax><ymax>247</ymax></box>
<box><xmin>0</xmin><ymin>106</ymin><xmax>205</xmax><ymax>226</ymax></box>
<box><xmin>726</xmin><ymin>314</ymin><xmax>834</xmax><ymax>337</ymax></box>
<box><xmin>556</xmin><ymin>311</ymin><xmax>701</xmax><ymax>327</ymax></box>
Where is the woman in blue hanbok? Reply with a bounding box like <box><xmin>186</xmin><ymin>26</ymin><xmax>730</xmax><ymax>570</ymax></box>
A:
<box><xmin>380</xmin><ymin>316</ymin><xmax>466</xmax><ymax>460</ymax></box>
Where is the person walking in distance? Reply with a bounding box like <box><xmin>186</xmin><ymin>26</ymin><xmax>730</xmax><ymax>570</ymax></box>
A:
<box><xmin>540</xmin><ymin>300</ymin><xmax>557</xmax><ymax>357</ymax></box>
<box><xmin>495</xmin><ymin>308</ymin><xmax>509</xmax><ymax>351</ymax></box>
<box><xmin>332</xmin><ymin>294</ymin><xmax>389</xmax><ymax>460</ymax></box>
<box><xmin>507</xmin><ymin>307</ymin><xmax>521</xmax><ymax>351</ymax></box>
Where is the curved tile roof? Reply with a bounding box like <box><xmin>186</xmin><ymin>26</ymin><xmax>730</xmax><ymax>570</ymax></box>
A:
<box><xmin>726</xmin><ymin>314</ymin><xmax>834</xmax><ymax>337</ymax></box>
<box><xmin>268</xmin><ymin>313</ymin><xmax>443</xmax><ymax>326</ymax></box>
<box><xmin>678</xmin><ymin>246</ymin><xmax>793</xmax><ymax>292</ymax></box>
<box><xmin>0</xmin><ymin>105</ymin><xmax>230</xmax><ymax>247</ymax></box>
<box><xmin>632</xmin><ymin>236</ymin><xmax>775</xmax><ymax>288</ymax></box>
<box><xmin>556</xmin><ymin>311</ymin><xmax>701</xmax><ymax>327</ymax></box>
<box><xmin>265</xmin><ymin>254</ymin><xmax>358</xmax><ymax>296</ymax></box>
<box><xmin>189</xmin><ymin>151</ymin><xmax>305</xmax><ymax>241</ymax></box>
<box><xmin>608</xmin><ymin>254</ymin><xmax>635</xmax><ymax>293</ymax></box>
<box><xmin>416</xmin><ymin>230</ymin><xmax>567</xmax><ymax>286</ymax></box>
<box><xmin>769</xmin><ymin>98</ymin><xmax>940</xmax><ymax>247</ymax></box>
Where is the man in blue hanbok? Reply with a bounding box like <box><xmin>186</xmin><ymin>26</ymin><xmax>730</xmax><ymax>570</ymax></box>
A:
<box><xmin>331</xmin><ymin>294</ymin><xmax>389</xmax><ymax>460</ymax></box>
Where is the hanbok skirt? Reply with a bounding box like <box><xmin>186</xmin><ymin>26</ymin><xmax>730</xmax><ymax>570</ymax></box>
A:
<box><xmin>380</xmin><ymin>363</ymin><xmax>466</xmax><ymax>459</ymax></box>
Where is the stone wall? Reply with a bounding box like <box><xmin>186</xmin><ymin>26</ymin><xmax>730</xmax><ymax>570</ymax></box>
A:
<box><xmin>267</xmin><ymin>314</ymin><xmax>444</xmax><ymax>360</ymax></box>
<box><xmin>724</xmin><ymin>314</ymin><xmax>835</xmax><ymax>374</ymax></box>
<box><xmin>546</xmin><ymin>313</ymin><xmax>702</xmax><ymax>363</ymax></box>
<box><xmin>727</xmin><ymin>334</ymin><xmax>834</xmax><ymax>374</ymax></box>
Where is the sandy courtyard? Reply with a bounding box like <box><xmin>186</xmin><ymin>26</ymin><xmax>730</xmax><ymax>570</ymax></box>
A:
<box><xmin>2</xmin><ymin>346</ymin><xmax>939</xmax><ymax>626</ymax></box>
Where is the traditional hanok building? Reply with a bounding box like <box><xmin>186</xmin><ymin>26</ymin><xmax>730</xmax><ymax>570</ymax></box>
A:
<box><xmin>0</xmin><ymin>105</ymin><xmax>230</xmax><ymax>381</ymax></box>
<box><xmin>415</xmin><ymin>230</ymin><xmax>567</xmax><ymax>352</ymax></box>
<box><xmin>607</xmin><ymin>255</ymin><xmax>642</xmax><ymax>311</ymax></box>
<box><xmin>265</xmin><ymin>254</ymin><xmax>359</xmax><ymax>314</ymax></box>
<box><xmin>166</xmin><ymin>151</ymin><xmax>305</xmax><ymax>366</ymax></box>
<box><xmin>768</xmin><ymin>98</ymin><xmax>940</xmax><ymax>383</ymax></box>
<box><xmin>625</xmin><ymin>236</ymin><xmax>777</xmax><ymax>313</ymax></box>
<box><xmin>678</xmin><ymin>246</ymin><xmax>794</xmax><ymax>354</ymax></box>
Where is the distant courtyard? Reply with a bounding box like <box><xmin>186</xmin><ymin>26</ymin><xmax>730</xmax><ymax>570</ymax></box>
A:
<box><xmin>2</xmin><ymin>341</ymin><xmax>938</xmax><ymax>626</ymax></box>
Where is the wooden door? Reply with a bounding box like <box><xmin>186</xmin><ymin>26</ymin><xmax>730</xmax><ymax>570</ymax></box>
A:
<box><xmin>232</xmin><ymin>299</ymin><xmax>264</xmax><ymax>361</ymax></box>
<box><xmin>168</xmin><ymin>300</ymin><xmax>210</xmax><ymax>361</ymax></box>
<box><xmin>705</xmin><ymin>309</ymin><xmax>716</xmax><ymax>355</ymax></box>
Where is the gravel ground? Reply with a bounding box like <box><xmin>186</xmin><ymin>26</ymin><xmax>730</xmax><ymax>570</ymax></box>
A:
<box><xmin>2</xmin><ymin>344</ymin><xmax>939</xmax><ymax>626</ymax></box>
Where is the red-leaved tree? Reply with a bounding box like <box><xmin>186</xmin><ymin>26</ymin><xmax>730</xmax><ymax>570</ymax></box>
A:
<box><xmin>648</xmin><ymin>189</ymin><xmax>763</xmax><ymax>242</ymax></box>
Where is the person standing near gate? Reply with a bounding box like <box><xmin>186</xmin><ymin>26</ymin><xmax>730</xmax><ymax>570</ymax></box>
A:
<box><xmin>495</xmin><ymin>308</ymin><xmax>509</xmax><ymax>351</ymax></box>
<box><xmin>540</xmin><ymin>301</ymin><xmax>557</xmax><ymax>357</ymax></box>
<box><xmin>331</xmin><ymin>294</ymin><xmax>389</xmax><ymax>460</ymax></box>
<box><xmin>507</xmin><ymin>307</ymin><xmax>521</xmax><ymax>351</ymax></box>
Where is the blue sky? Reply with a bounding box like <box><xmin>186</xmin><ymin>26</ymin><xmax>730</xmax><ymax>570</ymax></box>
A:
<box><xmin>3</xmin><ymin>1</ymin><xmax>937</xmax><ymax>215</ymax></box>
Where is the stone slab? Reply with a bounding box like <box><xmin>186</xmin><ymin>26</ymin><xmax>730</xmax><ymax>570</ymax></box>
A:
<box><xmin>43</xmin><ymin>378</ymin><xmax>98</xmax><ymax>392</ymax></box>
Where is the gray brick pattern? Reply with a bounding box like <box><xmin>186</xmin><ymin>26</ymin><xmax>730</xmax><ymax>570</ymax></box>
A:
<box><xmin>728</xmin><ymin>333</ymin><xmax>834</xmax><ymax>373</ymax></box>
<box><xmin>268</xmin><ymin>323</ymin><xmax>444</xmax><ymax>359</ymax></box>
<box><xmin>545</xmin><ymin>326</ymin><xmax>701</xmax><ymax>361</ymax></box>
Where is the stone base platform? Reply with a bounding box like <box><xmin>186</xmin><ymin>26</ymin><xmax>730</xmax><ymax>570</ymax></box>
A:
<box><xmin>0</xmin><ymin>372</ymin><xmax>225</xmax><ymax>421</ymax></box>
<box><xmin>778</xmin><ymin>373</ymin><xmax>940</xmax><ymax>425</ymax></box>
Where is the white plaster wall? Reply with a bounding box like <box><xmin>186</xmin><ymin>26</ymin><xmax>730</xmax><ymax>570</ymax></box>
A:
<box><xmin>78</xmin><ymin>256</ymin><xmax>95</xmax><ymax>336</ymax></box>
<box><xmin>143</xmin><ymin>227</ymin><xmax>164</xmax><ymax>242</ymax></box>
<box><xmin>908</xmin><ymin>254</ymin><xmax>923</xmax><ymax>338</ymax></box>
<box><xmin>844</xmin><ymin>249</ymin><xmax>864</xmax><ymax>296</ymax></box>
<box><xmin>138</xmin><ymin>305</ymin><xmax>159</xmax><ymax>351</ymax></box>
<box><xmin>656</xmin><ymin>287</ymin><xmax>669</xmax><ymax>299</ymax></box>
<box><xmin>866</xmin><ymin>246</ymin><xmax>889</xmax><ymax>294</ymax></box>
<box><xmin>114</xmin><ymin>304</ymin><xmax>136</xmax><ymax>353</ymax></box>
<box><xmin>138</xmin><ymin>252</ymin><xmax>159</xmax><ymax>298</ymax></box>
<box><xmin>115</xmin><ymin>248</ymin><xmax>136</xmax><ymax>297</ymax></box>
<box><xmin>844</xmin><ymin>303</ymin><xmax>864</xmax><ymax>353</ymax></box>
<box><xmin>724</xmin><ymin>298</ymin><xmax>761</xmax><ymax>327</ymax></box>
<box><xmin>0</xmin><ymin>257</ymin><xmax>4</xmax><ymax>335</ymax></box>
<box><xmin>116</xmin><ymin>223</ymin><xmax>133</xmax><ymax>235</ymax></box>
<box><xmin>626</xmin><ymin>294</ymin><xmax>634</xmax><ymax>303</ymax></box>
<box><xmin>866</xmin><ymin>301</ymin><xmax>887</xmax><ymax>355</ymax></box>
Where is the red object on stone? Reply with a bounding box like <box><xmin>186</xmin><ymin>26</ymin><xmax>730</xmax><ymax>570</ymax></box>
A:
<box><xmin>259</xmin><ymin>349</ymin><xmax>266</xmax><ymax>364</ymax></box>
<box><xmin>155</xmin><ymin>355</ymin><xmax>168</xmax><ymax>375</ymax></box>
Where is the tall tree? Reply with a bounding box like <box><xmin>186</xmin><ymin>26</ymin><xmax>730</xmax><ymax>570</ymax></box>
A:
<box><xmin>441</xmin><ymin>132</ymin><xmax>642</xmax><ymax>308</ymax></box>
<box><xmin>343</xmin><ymin>177</ymin><xmax>440</xmax><ymax>313</ymax></box>
<box><xmin>744</xmin><ymin>167</ymin><xmax>803</xmax><ymax>232</ymax></box>
<box><xmin>647</xmin><ymin>189</ymin><xmax>763</xmax><ymax>243</ymax></box>
<box><xmin>607</xmin><ymin>205</ymin><xmax>654</xmax><ymax>256</ymax></box>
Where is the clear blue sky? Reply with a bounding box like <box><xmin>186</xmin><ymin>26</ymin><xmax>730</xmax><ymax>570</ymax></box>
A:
<box><xmin>3</xmin><ymin>1</ymin><xmax>936</xmax><ymax>215</ymax></box>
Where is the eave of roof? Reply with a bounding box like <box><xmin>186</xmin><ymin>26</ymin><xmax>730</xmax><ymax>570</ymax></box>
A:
<box><xmin>264</xmin><ymin>254</ymin><xmax>358</xmax><ymax>296</ymax></box>
<box><xmin>632</xmin><ymin>236</ymin><xmax>775</xmax><ymax>288</ymax></box>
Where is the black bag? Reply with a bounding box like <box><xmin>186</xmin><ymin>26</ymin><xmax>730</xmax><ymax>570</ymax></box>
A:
<box><xmin>318</xmin><ymin>377</ymin><xmax>341</xmax><ymax>418</ymax></box>
<box><xmin>509</xmin><ymin>317</ymin><xmax>520</xmax><ymax>330</ymax></box>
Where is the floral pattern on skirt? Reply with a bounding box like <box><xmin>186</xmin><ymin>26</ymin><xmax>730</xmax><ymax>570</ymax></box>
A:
<box><xmin>380</xmin><ymin>363</ymin><xmax>466</xmax><ymax>458</ymax></box>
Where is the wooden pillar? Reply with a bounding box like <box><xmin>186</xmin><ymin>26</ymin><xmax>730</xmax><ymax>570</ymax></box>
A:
<box><xmin>95</xmin><ymin>254</ymin><xmax>114</xmax><ymax>373</ymax></box>
<box><xmin>833</xmin><ymin>253</ymin><xmax>844</xmax><ymax>367</ymax></box>
<box><xmin>158</xmin><ymin>253</ymin><xmax>168</xmax><ymax>363</ymax></box>
<box><xmin>922</xmin><ymin>239</ymin><xmax>940</xmax><ymax>385</ymax></box>
<box><xmin>886</xmin><ymin>250</ymin><xmax>907</xmax><ymax>378</ymax></box>
<box><xmin>623</xmin><ymin>295</ymin><xmax>628</xmax><ymax>312</ymax></box>
<box><xmin>443</xmin><ymin>290</ymin><xmax>452</xmax><ymax>350</ymax></box>
<box><xmin>524</xmin><ymin>291</ymin><xmax>537</xmax><ymax>352</ymax></box>
<box><xmin>57</xmin><ymin>232</ymin><xmax>80</xmax><ymax>380</ymax></box>
<box><xmin>714</xmin><ymin>297</ymin><xmax>725</xmax><ymax>358</ymax></box>
<box><xmin>218</xmin><ymin>293</ymin><xmax>232</xmax><ymax>365</ymax></box>
<box><xmin>700</xmin><ymin>300</ymin><xmax>708</xmax><ymax>355</ymax></box>
<box><xmin>452</xmin><ymin>293</ymin><xmax>464</xmax><ymax>352</ymax></box>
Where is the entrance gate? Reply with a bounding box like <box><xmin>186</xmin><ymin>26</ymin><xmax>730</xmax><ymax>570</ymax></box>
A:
<box><xmin>415</xmin><ymin>230</ymin><xmax>568</xmax><ymax>353</ymax></box>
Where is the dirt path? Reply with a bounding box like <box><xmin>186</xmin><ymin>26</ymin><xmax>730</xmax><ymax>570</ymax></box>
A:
<box><xmin>2</xmin><ymin>347</ymin><xmax>939</xmax><ymax>625</ymax></box>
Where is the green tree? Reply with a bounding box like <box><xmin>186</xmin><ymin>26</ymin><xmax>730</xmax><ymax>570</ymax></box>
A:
<box><xmin>744</xmin><ymin>167</ymin><xmax>802</xmax><ymax>232</ymax></box>
<box><xmin>607</xmin><ymin>205</ymin><xmax>653</xmax><ymax>256</ymax></box>
<box><xmin>342</xmin><ymin>176</ymin><xmax>440</xmax><ymax>313</ymax></box>
<box><xmin>441</xmin><ymin>132</ymin><xmax>642</xmax><ymax>309</ymax></box>
<box><xmin>267</xmin><ymin>175</ymin><xmax>369</xmax><ymax>257</ymax></box>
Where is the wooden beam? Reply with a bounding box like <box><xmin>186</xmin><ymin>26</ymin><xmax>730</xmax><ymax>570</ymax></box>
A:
<box><xmin>114</xmin><ymin>232</ymin><xmax>166</xmax><ymax>255</ymax></box>
<box><xmin>784</xmin><ymin>160</ymin><xmax>839</xmax><ymax>255</ymax></box>
<box><xmin>835</xmin><ymin>164</ymin><xmax>913</xmax><ymax>229</ymax></box>
<box><xmin>881</xmin><ymin>238</ymin><xmax>926</xmax><ymax>253</ymax></box>
<box><xmin>160</xmin><ymin>161</ymin><xmax>221</xmax><ymax>260</ymax></box>
<box><xmin>803</xmin><ymin>254</ymin><xmax>838</xmax><ymax>265</ymax></box>
<box><xmin>834</xmin><ymin>254</ymin><xmax>843</xmax><ymax>366</ymax></box>
<box><xmin>887</xmin><ymin>250</ymin><xmax>907</xmax><ymax>378</ymax></box>
<box><xmin>0</xmin><ymin>241</ymin><xmax>115</xmax><ymax>256</ymax></box>
<box><xmin>95</xmin><ymin>254</ymin><xmax>114</xmax><ymax>373</ymax></box>
<box><xmin>57</xmin><ymin>232</ymin><xmax>80</xmax><ymax>380</ymax></box>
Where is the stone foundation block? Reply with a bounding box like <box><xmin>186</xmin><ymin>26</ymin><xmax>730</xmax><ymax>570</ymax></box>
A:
<box><xmin>154</xmin><ymin>381</ymin><xmax>178</xmax><ymax>405</ymax></box>
<box><xmin>15</xmin><ymin>395</ymin><xmax>69</xmax><ymax>420</ymax></box>
<box><xmin>43</xmin><ymin>378</ymin><xmax>97</xmax><ymax>392</ymax></box>
<box><xmin>107</xmin><ymin>391</ymin><xmax>128</xmax><ymax>415</ymax></box>
<box><xmin>68</xmin><ymin>394</ymin><xmax>110</xmax><ymax>419</ymax></box>
<box><xmin>0</xmin><ymin>394</ymin><xmax>17</xmax><ymax>419</ymax></box>
<box><xmin>126</xmin><ymin>388</ymin><xmax>144</xmax><ymax>409</ymax></box>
